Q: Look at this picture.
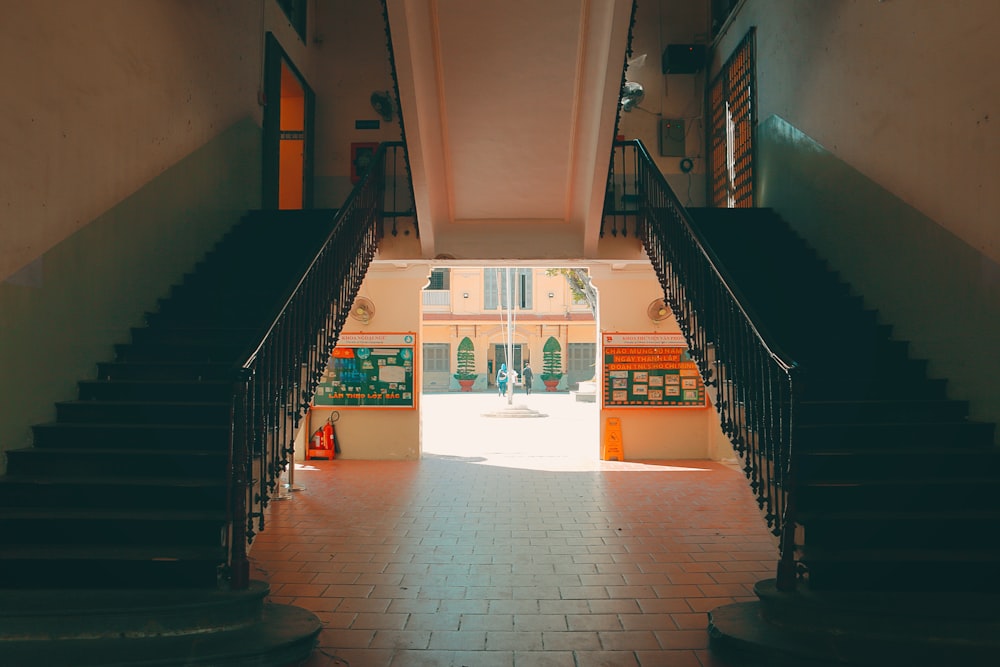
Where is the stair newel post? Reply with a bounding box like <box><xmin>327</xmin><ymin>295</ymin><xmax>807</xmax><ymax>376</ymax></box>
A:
<box><xmin>776</xmin><ymin>367</ymin><xmax>798</xmax><ymax>592</ymax></box>
<box><xmin>776</xmin><ymin>497</ymin><xmax>798</xmax><ymax>592</ymax></box>
<box><xmin>229</xmin><ymin>367</ymin><xmax>253</xmax><ymax>590</ymax></box>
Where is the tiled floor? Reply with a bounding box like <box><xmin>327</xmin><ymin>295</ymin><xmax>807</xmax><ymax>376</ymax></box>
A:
<box><xmin>251</xmin><ymin>394</ymin><xmax>777</xmax><ymax>667</ymax></box>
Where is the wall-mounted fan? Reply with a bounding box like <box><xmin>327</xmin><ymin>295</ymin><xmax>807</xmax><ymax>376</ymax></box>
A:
<box><xmin>370</xmin><ymin>91</ymin><xmax>395</xmax><ymax>122</ymax></box>
<box><xmin>620</xmin><ymin>53</ymin><xmax>647</xmax><ymax>112</ymax></box>
<box><xmin>647</xmin><ymin>298</ymin><xmax>671</xmax><ymax>322</ymax></box>
<box><xmin>620</xmin><ymin>81</ymin><xmax>644</xmax><ymax>112</ymax></box>
<box><xmin>350</xmin><ymin>296</ymin><xmax>376</xmax><ymax>324</ymax></box>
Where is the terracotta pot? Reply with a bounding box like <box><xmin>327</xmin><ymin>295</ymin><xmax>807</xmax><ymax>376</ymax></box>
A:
<box><xmin>543</xmin><ymin>379</ymin><xmax>560</xmax><ymax>392</ymax></box>
<box><xmin>458</xmin><ymin>379</ymin><xmax>475</xmax><ymax>392</ymax></box>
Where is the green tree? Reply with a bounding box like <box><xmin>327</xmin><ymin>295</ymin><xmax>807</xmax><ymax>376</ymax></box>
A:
<box><xmin>545</xmin><ymin>268</ymin><xmax>597</xmax><ymax>315</ymax></box>
<box><xmin>541</xmin><ymin>336</ymin><xmax>563</xmax><ymax>381</ymax></box>
<box><xmin>454</xmin><ymin>336</ymin><xmax>477</xmax><ymax>380</ymax></box>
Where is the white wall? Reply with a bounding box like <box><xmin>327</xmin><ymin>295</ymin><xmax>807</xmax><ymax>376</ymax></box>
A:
<box><xmin>618</xmin><ymin>0</ymin><xmax>710</xmax><ymax>207</ymax></box>
<box><xmin>591</xmin><ymin>263</ymin><xmax>734</xmax><ymax>460</ymax></box>
<box><xmin>0</xmin><ymin>1</ymin><xmax>301</xmax><ymax>465</ymax></box>
<box><xmin>310</xmin><ymin>0</ymin><xmax>403</xmax><ymax>208</ymax></box>
<box><xmin>714</xmin><ymin>0</ymin><xmax>1000</xmax><ymax>263</ymax></box>
<box><xmin>712</xmin><ymin>0</ymin><xmax>1000</xmax><ymax>433</ymax></box>
<box><xmin>306</xmin><ymin>263</ymin><xmax>430</xmax><ymax>460</ymax></box>
<box><xmin>0</xmin><ymin>1</ymin><xmax>276</xmax><ymax>281</ymax></box>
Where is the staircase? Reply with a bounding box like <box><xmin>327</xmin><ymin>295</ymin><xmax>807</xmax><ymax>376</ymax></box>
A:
<box><xmin>687</xmin><ymin>207</ymin><xmax>1000</xmax><ymax>665</ymax></box>
<box><xmin>0</xmin><ymin>210</ymin><xmax>334</xmax><ymax>665</ymax></box>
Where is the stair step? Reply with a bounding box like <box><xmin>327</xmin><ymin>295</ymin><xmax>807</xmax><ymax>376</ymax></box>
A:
<box><xmin>114</xmin><ymin>341</ymin><xmax>250</xmax><ymax>363</ymax></box>
<box><xmin>0</xmin><ymin>580</ymin><xmax>271</xmax><ymax>640</ymax></box>
<box><xmin>798</xmin><ymin>510</ymin><xmax>1000</xmax><ymax>549</ymax></box>
<box><xmin>154</xmin><ymin>293</ymin><xmax>283</xmax><ymax>315</ymax></box>
<box><xmin>54</xmin><ymin>400</ymin><xmax>231</xmax><ymax>426</ymax></box>
<box><xmin>78</xmin><ymin>379</ymin><xmax>233</xmax><ymax>402</ymax></box>
<box><xmin>129</xmin><ymin>326</ymin><xmax>259</xmax><ymax>346</ymax></box>
<box><xmin>800</xmin><ymin>547</ymin><xmax>1000</xmax><ymax>592</ymax></box>
<box><xmin>800</xmin><ymin>375</ymin><xmax>948</xmax><ymax>401</ymax></box>
<box><xmin>96</xmin><ymin>361</ymin><xmax>235</xmax><ymax>381</ymax></box>
<box><xmin>797</xmin><ymin>448</ymin><xmax>1000</xmax><ymax>480</ymax></box>
<box><xmin>0</xmin><ymin>544</ymin><xmax>226</xmax><ymax>561</ymax></box>
<box><xmin>5</xmin><ymin>447</ymin><xmax>228</xmax><ymax>477</ymax></box>
<box><xmin>689</xmin><ymin>207</ymin><xmax>1000</xmax><ymax>597</ymax></box>
<box><xmin>0</xmin><ymin>210</ymin><xmax>336</xmax><ymax>598</ymax></box>
<box><xmin>801</xmin><ymin>355</ymin><xmax>931</xmax><ymax>381</ymax></box>
<box><xmin>33</xmin><ymin>421</ymin><xmax>229</xmax><ymax>448</ymax></box>
<box><xmin>797</xmin><ymin>399</ymin><xmax>970</xmax><ymax>424</ymax></box>
<box><xmin>143</xmin><ymin>308</ymin><xmax>274</xmax><ymax>329</ymax></box>
<box><xmin>0</xmin><ymin>508</ymin><xmax>226</xmax><ymax>546</ymax></box>
<box><xmin>795</xmin><ymin>478</ymin><xmax>1000</xmax><ymax>511</ymax></box>
<box><xmin>0</xmin><ymin>475</ymin><xmax>227</xmax><ymax>509</ymax></box>
<box><xmin>0</xmin><ymin>545</ymin><xmax>226</xmax><ymax>589</ymax></box>
<box><xmin>709</xmin><ymin>587</ymin><xmax>1000</xmax><ymax>667</ymax></box>
<box><xmin>795</xmin><ymin>420</ymin><xmax>995</xmax><ymax>449</ymax></box>
<box><xmin>0</xmin><ymin>600</ymin><xmax>319</xmax><ymax>665</ymax></box>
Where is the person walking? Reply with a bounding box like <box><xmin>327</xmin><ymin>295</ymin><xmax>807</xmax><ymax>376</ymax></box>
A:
<box><xmin>521</xmin><ymin>363</ymin><xmax>533</xmax><ymax>394</ymax></box>
<box><xmin>496</xmin><ymin>363</ymin><xmax>508</xmax><ymax>397</ymax></box>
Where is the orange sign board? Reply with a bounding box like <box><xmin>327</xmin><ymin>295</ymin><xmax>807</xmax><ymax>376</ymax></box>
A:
<box><xmin>603</xmin><ymin>417</ymin><xmax>624</xmax><ymax>461</ymax></box>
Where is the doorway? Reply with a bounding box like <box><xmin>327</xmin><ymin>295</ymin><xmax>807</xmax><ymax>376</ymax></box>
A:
<box><xmin>492</xmin><ymin>343</ymin><xmax>522</xmax><ymax>386</ymax></box>
<box><xmin>262</xmin><ymin>32</ymin><xmax>315</xmax><ymax>210</ymax></box>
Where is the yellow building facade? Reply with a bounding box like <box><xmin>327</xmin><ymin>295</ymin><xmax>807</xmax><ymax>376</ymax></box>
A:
<box><xmin>420</xmin><ymin>267</ymin><xmax>597</xmax><ymax>392</ymax></box>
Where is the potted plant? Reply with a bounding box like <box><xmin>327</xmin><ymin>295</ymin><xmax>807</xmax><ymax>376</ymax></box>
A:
<box><xmin>453</xmin><ymin>336</ymin><xmax>478</xmax><ymax>391</ymax></box>
<box><xmin>541</xmin><ymin>336</ymin><xmax>564</xmax><ymax>391</ymax></box>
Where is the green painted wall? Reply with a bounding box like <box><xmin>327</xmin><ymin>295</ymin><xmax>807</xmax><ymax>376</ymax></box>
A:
<box><xmin>758</xmin><ymin>114</ymin><xmax>1000</xmax><ymax>440</ymax></box>
<box><xmin>0</xmin><ymin>119</ymin><xmax>261</xmax><ymax>469</ymax></box>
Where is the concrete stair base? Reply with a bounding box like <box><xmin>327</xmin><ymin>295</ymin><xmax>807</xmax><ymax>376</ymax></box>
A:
<box><xmin>708</xmin><ymin>579</ymin><xmax>1000</xmax><ymax>667</ymax></box>
<box><xmin>0</xmin><ymin>580</ymin><xmax>320</xmax><ymax>667</ymax></box>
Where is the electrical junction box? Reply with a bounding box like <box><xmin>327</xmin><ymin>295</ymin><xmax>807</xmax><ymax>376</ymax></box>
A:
<box><xmin>662</xmin><ymin>44</ymin><xmax>706</xmax><ymax>74</ymax></box>
<box><xmin>659</xmin><ymin>118</ymin><xmax>686</xmax><ymax>157</ymax></box>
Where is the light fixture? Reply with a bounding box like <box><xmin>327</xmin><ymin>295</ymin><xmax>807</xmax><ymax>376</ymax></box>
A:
<box><xmin>548</xmin><ymin>292</ymin><xmax>554</xmax><ymax>298</ymax></box>
<box><xmin>463</xmin><ymin>292</ymin><xmax>469</xmax><ymax>299</ymax></box>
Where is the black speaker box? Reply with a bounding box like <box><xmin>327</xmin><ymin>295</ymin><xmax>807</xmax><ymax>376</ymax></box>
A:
<box><xmin>662</xmin><ymin>44</ymin><xmax>706</xmax><ymax>74</ymax></box>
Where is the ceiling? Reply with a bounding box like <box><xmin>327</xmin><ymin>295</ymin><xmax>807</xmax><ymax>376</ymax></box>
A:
<box><xmin>385</xmin><ymin>0</ymin><xmax>634</xmax><ymax>261</ymax></box>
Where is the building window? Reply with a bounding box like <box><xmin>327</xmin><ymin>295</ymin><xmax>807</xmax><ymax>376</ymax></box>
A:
<box><xmin>423</xmin><ymin>343</ymin><xmax>450</xmax><ymax>372</ymax></box>
<box><xmin>568</xmin><ymin>343</ymin><xmax>596</xmax><ymax>374</ymax></box>
<box><xmin>485</xmin><ymin>268</ymin><xmax>532</xmax><ymax>310</ymax></box>
<box><xmin>709</xmin><ymin>28</ymin><xmax>756</xmax><ymax>208</ymax></box>
<box><xmin>426</xmin><ymin>268</ymin><xmax>450</xmax><ymax>290</ymax></box>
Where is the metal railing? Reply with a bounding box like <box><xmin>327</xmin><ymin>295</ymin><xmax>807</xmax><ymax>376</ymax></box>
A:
<box><xmin>610</xmin><ymin>140</ymin><xmax>802</xmax><ymax>590</ymax></box>
<box><xmin>226</xmin><ymin>144</ymin><xmax>400</xmax><ymax>589</ymax></box>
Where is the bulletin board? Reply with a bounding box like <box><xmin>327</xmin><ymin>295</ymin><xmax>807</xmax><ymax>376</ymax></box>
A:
<box><xmin>313</xmin><ymin>332</ymin><xmax>416</xmax><ymax>408</ymax></box>
<box><xmin>602</xmin><ymin>332</ymin><xmax>706</xmax><ymax>408</ymax></box>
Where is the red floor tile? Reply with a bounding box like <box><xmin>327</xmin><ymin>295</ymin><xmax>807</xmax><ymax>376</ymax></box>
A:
<box><xmin>258</xmin><ymin>394</ymin><xmax>778</xmax><ymax>666</ymax></box>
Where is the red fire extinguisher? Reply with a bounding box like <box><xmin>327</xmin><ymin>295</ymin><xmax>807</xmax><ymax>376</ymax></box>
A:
<box><xmin>311</xmin><ymin>428</ymin><xmax>325</xmax><ymax>450</ymax></box>
<box><xmin>322</xmin><ymin>421</ymin><xmax>334</xmax><ymax>452</ymax></box>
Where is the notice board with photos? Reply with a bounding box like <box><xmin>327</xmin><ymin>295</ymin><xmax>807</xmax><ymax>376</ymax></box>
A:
<box><xmin>602</xmin><ymin>332</ymin><xmax>706</xmax><ymax>408</ymax></box>
<box><xmin>313</xmin><ymin>332</ymin><xmax>416</xmax><ymax>408</ymax></box>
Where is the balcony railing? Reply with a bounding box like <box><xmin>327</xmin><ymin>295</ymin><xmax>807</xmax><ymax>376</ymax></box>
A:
<box><xmin>609</xmin><ymin>139</ymin><xmax>802</xmax><ymax>590</ymax></box>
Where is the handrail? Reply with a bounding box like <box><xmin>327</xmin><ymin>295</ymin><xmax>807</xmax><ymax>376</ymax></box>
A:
<box><xmin>226</xmin><ymin>144</ymin><xmax>398</xmax><ymax>589</ymax></box>
<box><xmin>611</xmin><ymin>139</ymin><xmax>803</xmax><ymax>591</ymax></box>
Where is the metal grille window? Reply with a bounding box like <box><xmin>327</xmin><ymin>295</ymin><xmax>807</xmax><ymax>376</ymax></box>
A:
<box><xmin>423</xmin><ymin>343</ymin><xmax>450</xmax><ymax>372</ymax></box>
<box><xmin>568</xmin><ymin>343</ymin><xmax>596</xmax><ymax>374</ymax></box>
<box><xmin>484</xmin><ymin>268</ymin><xmax>533</xmax><ymax>310</ymax></box>
<box><xmin>426</xmin><ymin>268</ymin><xmax>450</xmax><ymax>290</ymax></box>
<box><xmin>709</xmin><ymin>28</ymin><xmax>756</xmax><ymax>208</ymax></box>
